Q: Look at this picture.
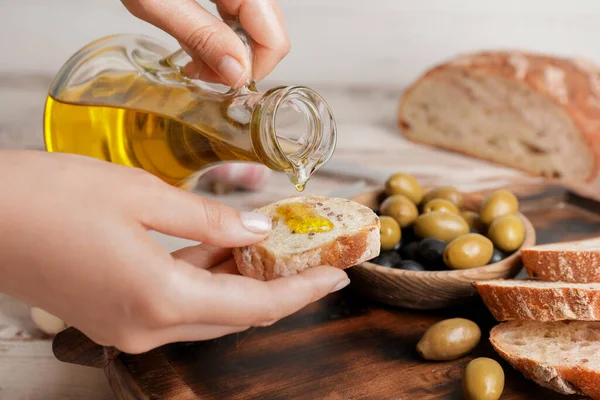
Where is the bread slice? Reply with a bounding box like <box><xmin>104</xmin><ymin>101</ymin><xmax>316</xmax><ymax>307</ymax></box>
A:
<box><xmin>398</xmin><ymin>51</ymin><xmax>600</xmax><ymax>183</ymax></box>
<box><xmin>490</xmin><ymin>320</ymin><xmax>600</xmax><ymax>398</ymax></box>
<box><xmin>233</xmin><ymin>196</ymin><xmax>380</xmax><ymax>281</ymax></box>
<box><xmin>474</xmin><ymin>280</ymin><xmax>600</xmax><ymax>321</ymax></box>
<box><xmin>522</xmin><ymin>238</ymin><xmax>600</xmax><ymax>283</ymax></box>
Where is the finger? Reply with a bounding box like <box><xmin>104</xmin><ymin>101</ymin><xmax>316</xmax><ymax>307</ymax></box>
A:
<box><xmin>122</xmin><ymin>0</ymin><xmax>250</xmax><ymax>87</ymax></box>
<box><xmin>215</xmin><ymin>0</ymin><xmax>291</xmax><ymax>81</ymax></box>
<box><xmin>171</xmin><ymin>244</ymin><xmax>232</xmax><ymax>269</ymax></box>
<box><xmin>209</xmin><ymin>258</ymin><xmax>239</xmax><ymax>275</ymax></box>
<box><xmin>202</xmin><ymin>164</ymin><xmax>271</xmax><ymax>191</ymax></box>
<box><xmin>132</xmin><ymin>178</ymin><xmax>271</xmax><ymax>247</ymax></box>
<box><xmin>115</xmin><ymin>323</ymin><xmax>250</xmax><ymax>354</ymax></box>
<box><xmin>150</xmin><ymin>324</ymin><xmax>250</xmax><ymax>349</ymax></box>
<box><xmin>179</xmin><ymin>44</ymin><xmax>225</xmax><ymax>83</ymax></box>
<box><xmin>181</xmin><ymin>59</ymin><xmax>226</xmax><ymax>84</ymax></box>
<box><xmin>170</xmin><ymin>262</ymin><xmax>349</xmax><ymax>326</ymax></box>
<box><xmin>214</xmin><ymin>4</ymin><xmax>235</xmax><ymax>22</ymax></box>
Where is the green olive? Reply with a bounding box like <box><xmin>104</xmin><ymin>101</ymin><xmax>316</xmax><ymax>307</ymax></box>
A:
<box><xmin>413</xmin><ymin>211</ymin><xmax>469</xmax><ymax>242</ymax></box>
<box><xmin>421</xmin><ymin>186</ymin><xmax>464</xmax><ymax>208</ymax></box>
<box><xmin>462</xmin><ymin>357</ymin><xmax>505</xmax><ymax>400</ymax></box>
<box><xmin>379</xmin><ymin>216</ymin><xmax>401</xmax><ymax>251</ymax></box>
<box><xmin>479</xmin><ymin>189</ymin><xmax>519</xmax><ymax>225</ymax></box>
<box><xmin>422</xmin><ymin>198</ymin><xmax>460</xmax><ymax>215</ymax></box>
<box><xmin>443</xmin><ymin>233</ymin><xmax>494</xmax><ymax>270</ymax></box>
<box><xmin>416</xmin><ymin>318</ymin><xmax>481</xmax><ymax>361</ymax></box>
<box><xmin>461</xmin><ymin>211</ymin><xmax>485</xmax><ymax>232</ymax></box>
<box><xmin>380</xmin><ymin>194</ymin><xmax>419</xmax><ymax>228</ymax></box>
<box><xmin>487</xmin><ymin>214</ymin><xmax>526</xmax><ymax>252</ymax></box>
<box><xmin>384</xmin><ymin>173</ymin><xmax>423</xmax><ymax>204</ymax></box>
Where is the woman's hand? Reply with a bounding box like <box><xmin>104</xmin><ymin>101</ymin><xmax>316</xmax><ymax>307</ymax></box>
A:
<box><xmin>121</xmin><ymin>0</ymin><xmax>288</xmax><ymax>190</ymax></box>
<box><xmin>0</xmin><ymin>151</ymin><xmax>349</xmax><ymax>353</ymax></box>
<box><xmin>121</xmin><ymin>0</ymin><xmax>290</xmax><ymax>88</ymax></box>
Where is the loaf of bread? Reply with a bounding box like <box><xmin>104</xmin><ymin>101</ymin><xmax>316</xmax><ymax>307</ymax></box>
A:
<box><xmin>474</xmin><ymin>280</ymin><xmax>600</xmax><ymax>321</ymax></box>
<box><xmin>490</xmin><ymin>320</ymin><xmax>600</xmax><ymax>398</ymax></box>
<box><xmin>233</xmin><ymin>196</ymin><xmax>380</xmax><ymax>281</ymax></box>
<box><xmin>522</xmin><ymin>238</ymin><xmax>600</xmax><ymax>283</ymax></box>
<box><xmin>398</xmin><ymin>51</ymin><xmax>600</xmax><ymax>182</ymax></box>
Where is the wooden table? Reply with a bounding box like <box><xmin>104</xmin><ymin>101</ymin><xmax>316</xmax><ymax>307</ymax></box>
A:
<box><xmin>0</xmin><ymin>69</ymin><xmax>547</xmax><ymax>399</ymax></box>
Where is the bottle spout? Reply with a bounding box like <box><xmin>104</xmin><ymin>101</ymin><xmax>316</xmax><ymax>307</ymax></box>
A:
<box><xmin>253</xmin><ymin>86</ymin><xmax>337</xmax><ymax>191</ymax></box>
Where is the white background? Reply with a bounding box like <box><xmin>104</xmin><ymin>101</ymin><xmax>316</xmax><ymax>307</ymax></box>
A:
<box><xmin>3</xmin><ymin>0</ymin><xmax>600</xmax><ymax>86</ymax></box>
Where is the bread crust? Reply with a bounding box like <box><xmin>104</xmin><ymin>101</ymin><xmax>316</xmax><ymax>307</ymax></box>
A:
<box><xmin>490</xmin><ymin>322</ymin><xmax>600</xmax><ymax>399</ymax></box>
<box><xmin>233</xmin><ymin>196</ymin><xmax>380</xmax><ymax>281</ymax></box>
<box><xmin>522</xmin><ymin>240</ymin><xmax>600</xmax><ymax>283</ymax></box>
<box><xmin>398</xmin><ymin>51</ymin><xmax>600</xmax><ymax>182</ymax></box>
<box><xmin>234</xmin><ymin>226</ymin><xmax>379</xmax><ymax>281</ymax></box>
<box><xmin>474</xmin><ymin>281</ymin><xmax>600</xmax><ymax>321</ymax></box>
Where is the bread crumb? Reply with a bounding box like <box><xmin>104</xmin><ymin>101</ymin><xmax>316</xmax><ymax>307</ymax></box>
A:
<box><xmin>544</xmin><ymin>65</ymin><xmax>569</xmax><ymax>104</ymax></box>
<box><xmin>508</xmin><ymin>53</ymin><xmax>529</xmax><ymax>80</ymax></box>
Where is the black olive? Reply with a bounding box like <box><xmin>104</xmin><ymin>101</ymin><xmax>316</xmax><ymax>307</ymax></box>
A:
<box><xmin>392</xmin><ymin>239</ymin><xmax>403</xmax><ymax>252</ymax></box>
<box><xmin>418</xmin><ymin>238</ymin><xmax>447</xmax><ymax>264</ymax></box>
<box><xmin>428</xmin><ymin>263</ymin><xmax>448</xmax><ymax>271</ymax></box>
<box><xmin>400</xmin><ymin>241</ymin><xmax>419</xmax><ymax>260</ymax></box>
<box><xmin>394</xmin><ymin>260</ymin><xmax>426</xmax><ymax>271</ymax></box>
<box><xmin>402</xmin><ymin>226</ymin><xmax>418</xmax><ymax>243</ymax></box>
<box><xmin>488</xmin><ymin>248</ymin><xmax>508</xmax><ymax>264</ymax></box>
<box><xmin>371</xmin><ymin>251</ymin><xmax>402</xmax><ymax>267</ymax></box>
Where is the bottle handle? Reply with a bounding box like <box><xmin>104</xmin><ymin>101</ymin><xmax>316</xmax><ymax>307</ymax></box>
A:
<box><xmin>163</xmin><ymin>19</ymin><xmax>255</xmax><ymax>92</ymax></box>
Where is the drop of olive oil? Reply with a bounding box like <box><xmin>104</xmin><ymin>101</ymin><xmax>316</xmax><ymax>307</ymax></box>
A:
<box><xmin>276</xmin><ymin>202</ymin><xmax>334</xmax><ymax>234</ymax></box>
<box><xmin>44</xmin><ymin>71</ymin><xmax>309</xmax><ymax>189</ymax></box>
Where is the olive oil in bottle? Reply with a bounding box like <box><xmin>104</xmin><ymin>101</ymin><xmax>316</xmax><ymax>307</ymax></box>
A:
<box><xmin>43</xmin><ymin>29</ymin><xmax>336</xmax><ymax>190</ymax></box>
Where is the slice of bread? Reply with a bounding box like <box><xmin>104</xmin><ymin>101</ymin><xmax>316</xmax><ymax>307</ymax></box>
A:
<box><xmin>474</xmin><ymin>280</ymin><xmax>600</xmax><ymax>321</ymax></box>
<box><xmin>398</xmin><ymin>51</ymin><xmax>600</xmax><ymax>183</ymax></box>
<box><xmin>233</xmin><ymin>196</ymin><xmax>380</xmax><ymax>281</ymax></box>
<box><xmin>522</xmin><ymin>238</ymin><xmax>600</xmax><ymax>283</ymax></box>
<box><xmin>490</xmin><ymin>320</ymin><xmax>600</xmax><ymax>398</ymax></box>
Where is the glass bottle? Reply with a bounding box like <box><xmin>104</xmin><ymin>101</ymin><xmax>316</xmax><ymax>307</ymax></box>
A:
<box><xmin>43</xmin><ymin>23</ymin><xmax>336</xmax><ymax>191</ymax></box>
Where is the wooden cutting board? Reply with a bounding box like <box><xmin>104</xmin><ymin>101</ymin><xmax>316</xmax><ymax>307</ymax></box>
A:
<box><xmin>52</xmin><ymin>182</ymin><xmax>600</xmax><ymax>400</ymax></box>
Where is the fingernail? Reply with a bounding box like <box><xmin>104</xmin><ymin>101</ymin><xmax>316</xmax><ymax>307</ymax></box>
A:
<box><xmin>217</xmin><ymin>55</ymin><xmax>246</xmax><ymax>87</ymax></box>
<box><xmin>240</xmin><ymin>211</ymin><xmax>271</xmax><ymax>234</ymax></box>
<box><xmin>331</xmin><ymin>278</ymin><xmax>350</xmax><ymax>293</ymax></box>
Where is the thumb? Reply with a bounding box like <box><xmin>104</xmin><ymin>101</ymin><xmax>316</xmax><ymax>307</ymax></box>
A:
<box><xmin>168</xmin><ymin>263</ymin><xmax>351</xmax><ymax>328</ymax></box>
<box><xmin>135</xmin><ymin>179</ymin><xmax>271</xmax><ymax>247</ymax></box>
<box><xmin>122</xmin><ymin>0</ymin><xmax>250</xmax><ymax>87</ymax></box>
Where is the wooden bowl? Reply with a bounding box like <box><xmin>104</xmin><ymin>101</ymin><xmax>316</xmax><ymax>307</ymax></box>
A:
<box><xmin>347</xmin><ymin>189</ymin><xmax>536</xmax><ymax>310</ymax></box>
